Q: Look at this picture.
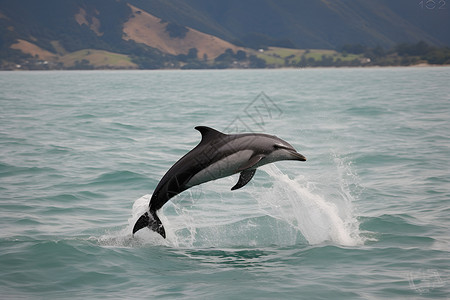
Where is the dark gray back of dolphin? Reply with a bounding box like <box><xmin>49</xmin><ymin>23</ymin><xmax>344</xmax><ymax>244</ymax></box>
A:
<box><xmin>132</xmin><ymin>126</ymin><xmax>306</xmax><ymax>238</ymax></box>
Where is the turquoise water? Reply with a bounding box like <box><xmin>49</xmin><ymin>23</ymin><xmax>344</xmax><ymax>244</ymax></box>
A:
<box><xmin>0</xmin><ymin>68</ymin><xmax>449</xmax><ymax>299</ymax></box>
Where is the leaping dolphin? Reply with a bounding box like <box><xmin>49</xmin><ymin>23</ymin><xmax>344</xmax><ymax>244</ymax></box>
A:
<box><xmin>133</xmin><ymin>126</ymin><xmax>306</xmax><ymax>238</ymax></box>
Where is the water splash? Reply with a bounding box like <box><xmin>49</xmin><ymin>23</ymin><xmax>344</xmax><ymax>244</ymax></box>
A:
<box><xmin>123</xmin><ymin>153</ymin><xmax>364</xmax><ymax>248</ymax></box>
<box><xmin>257</xmin><ymin>163</ymin><xmax>363</xmax><ymax>246</ymax></box>
<box><xmin>93</xmin><ymin>195</ymin><xmax>168</xmax><ymax>248</ymax></box>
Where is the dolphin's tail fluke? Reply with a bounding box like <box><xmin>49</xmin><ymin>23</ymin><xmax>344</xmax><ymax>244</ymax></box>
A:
<box><xmin>132</xmin><ymin>209</ymin><xmax>166</xmax><ymax>238</ymax></box>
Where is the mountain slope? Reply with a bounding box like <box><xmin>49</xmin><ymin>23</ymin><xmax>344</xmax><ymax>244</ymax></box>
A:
<box><xmin>128</xmin><ymin>0</ymin><xmax>450</xmax><ymax>48</ymax></box>
<box><xmin>123</xmin><ymin>4</ymin><xmax>242</xmax><ymax>59</ymax></box>
<box><xmin>0</xmin><ymin>0</ymin><xmax>449</xmax><ymax>69</ymax></box>
<box><xmin>0</xmin><ymin>0</ymin><xmax>245</xmax><ymax>69</ymax></box>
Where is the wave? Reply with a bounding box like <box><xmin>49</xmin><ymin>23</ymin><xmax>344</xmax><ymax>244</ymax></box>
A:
<box><xmin>0</xmin><ymin>162</ymin><xmax>57</xmax><ymax>177</ymax></box>
<box><xmin>344</xmin><ymin>105</ymin><xmax>392</xmax><ymax>116</ymax></box>
<box><xmin>123</xmin><ymin>154</ymin><xmax>364</xmax><ymax>248</ymax></box>
<box><xmin>110</xmin><ymin>122</ymin><xmax>144</xmax><ymax>132</ymax></box>
<box><xmin>88</xmin><ymin>170</ymin><xmax>148</xmax><ymax>187</ymax></box>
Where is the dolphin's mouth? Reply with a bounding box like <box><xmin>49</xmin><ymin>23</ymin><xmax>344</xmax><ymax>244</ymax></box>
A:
<box><xmin>274</xmin><ymin>144</ymin><xmax>306</xmax><ymax>161</ymax></box>
<box><xmin>290</xmin><ymin>151</ymin><xmax>306</xmax><ymax>161</ymax></box>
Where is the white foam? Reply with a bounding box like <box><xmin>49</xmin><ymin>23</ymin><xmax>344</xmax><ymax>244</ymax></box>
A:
<box><xmin>257</xmin><ymin>162</ymin><xmax>363</xmax><ymax>246</ymax></box>
<box><xmin>93</xmin><ymin>194</ymin><xmax>167</xmax><ymax>248</ymax></box>
<box><xmin>124</xmin><ymin>154</ymin><xmax>364</xmax><ymax>248</ymax></box>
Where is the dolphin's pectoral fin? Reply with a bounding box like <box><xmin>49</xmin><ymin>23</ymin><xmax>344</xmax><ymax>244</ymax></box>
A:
<box><xmin>132</xmin><ymin>210</ymin><xmax>166</xmax><ymax>238</ymax></box>
<box><xmin>232</xmin><ymin>154</ymin><xmax>264</xmax><ymax>190</ymax></box>
<box><xmin>237</xmin><ymin>154</ymin><xmax>265</xmax><ymax>172</ymax></box>
<box><xmin>231</xmin><ymin>169</ymin><xmax>256</xmax><ymax>190</ymax></box>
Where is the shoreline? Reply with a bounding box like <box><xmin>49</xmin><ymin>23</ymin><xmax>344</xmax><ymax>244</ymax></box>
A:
<box><xmin>2</xmin><ymin>63</ymin><xmax>449</xmax><ymax>72</ymax></box>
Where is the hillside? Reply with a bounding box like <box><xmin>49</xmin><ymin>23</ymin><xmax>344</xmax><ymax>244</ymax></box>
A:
<box><xmin>0</xmin><ymin>0</ymin><xmax>449</xmax><ymax>69</ymax></box>
<box><xmin>127</xmin><ymin>0</ymin><xmax>450</xmax><ymax>48</ymax></box>
<box><xmin>123</xmin><ymin>4</ymin><xmax>242</xmax><ymax>59</ymax></box>
<box><xmin>0</xmin><ymin>0</ymin><xmax>248</xmax><ymax>69</ymax></box>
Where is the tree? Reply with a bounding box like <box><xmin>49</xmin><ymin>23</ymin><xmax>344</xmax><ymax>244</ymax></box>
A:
<box><xmin>340</xmin><ymin>44</ymin><xmax>367</xmax><ymax>54</ymax></box>
<box><xmin>396</xmin><ymin>41</ymin><xmax>431</xmax><ymax>56</ymax></box>
<box><xmin>165</xmin><ymin>22</ymin><xmax>188</xmax><ymax>38</ymax></box>
<box><xmin>249</xmin><ymin>55</ymin><xmax>266</xmax><ymax>68</ymax></box>
<box><xmin>235</xmin><ymin>50</ymin><xmax>247</xmax><ymax>60</ymax></box>
<box><xmin>187</xmin><ymin>48</ymin><xmax>198</xmax><ymax>59</ymax></box>
<box><xmin>215</xmin><ymin>49</ymin><xmax>234</xmax><ymax>64</ymax></box>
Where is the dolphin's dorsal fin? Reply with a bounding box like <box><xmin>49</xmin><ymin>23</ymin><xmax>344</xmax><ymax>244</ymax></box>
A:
<box><xmin>195</xmin><ymin>126</ymin><xmax>227</xmax><ymax>143</ymax></box>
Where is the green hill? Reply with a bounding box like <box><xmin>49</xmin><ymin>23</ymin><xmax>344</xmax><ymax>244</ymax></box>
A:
<box><xmin>0</xmin><ymin>0</ymin><xmax>449</xmax><ymax>69</ymax></box>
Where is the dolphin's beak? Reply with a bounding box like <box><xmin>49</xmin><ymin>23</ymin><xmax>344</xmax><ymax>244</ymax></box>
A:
<box><xmin>290</xmin><ymin>150</ymin><xmax>306</xmax><ymax>161</ymax></box>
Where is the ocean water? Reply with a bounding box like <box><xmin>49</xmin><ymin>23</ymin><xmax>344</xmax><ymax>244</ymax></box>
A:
<box><xmin>0</xmin><ymin>68</ymin><xmax>449</xmax><ymax>299</ymax></box>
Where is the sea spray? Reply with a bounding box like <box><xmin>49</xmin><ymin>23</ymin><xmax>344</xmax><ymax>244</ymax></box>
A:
<box><xmin>128</xmin><ymin>192</ymin><xmax>201</xmax><ymax>247</ymax></box>
<box><xmin>257</xmin><ymin>160</ymin><xmax>363</xmax><ymax>246</ymax></box>
<box><xmin>127</xmin><ymin>152</ymin><xmax>364</xmax><ymax>247</ymax></box>
<box><xmin>93</xmin><ymin>194</ymin><xmax>162</xmax><ymax>248</ymax></box>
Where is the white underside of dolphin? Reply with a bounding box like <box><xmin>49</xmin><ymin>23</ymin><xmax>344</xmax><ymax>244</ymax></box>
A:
<box><xmin>186</xmin><ymin>149</ymin><xmax>254</xmax><ymax>187</ymax></box>
<box><xmin>133</xmin><ymin>126</ymin><xmax>306</xmax><ymax>238</ymax></box>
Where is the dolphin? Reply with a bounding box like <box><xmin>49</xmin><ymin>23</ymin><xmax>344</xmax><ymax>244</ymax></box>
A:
<box><xmin>132</xmin><ymin>126</ymin><xmax>306</xmax><ymax>238</ymax></box>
